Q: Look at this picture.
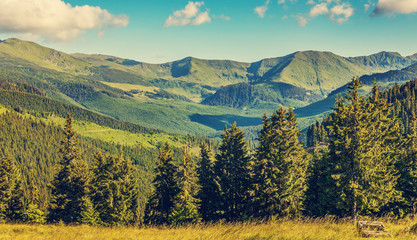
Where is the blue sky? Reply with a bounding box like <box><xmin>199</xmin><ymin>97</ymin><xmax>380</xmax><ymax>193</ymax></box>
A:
<box><xmin>0</xmin><ymin>0</ymin><xmax>416</xmax><ymax>63</ymax></box>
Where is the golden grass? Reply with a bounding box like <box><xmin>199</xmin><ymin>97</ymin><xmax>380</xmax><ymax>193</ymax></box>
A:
<box><xmin>2</xmin><ymin>219</ymin><xmax>417</xmax><ymax>240</ymax></box>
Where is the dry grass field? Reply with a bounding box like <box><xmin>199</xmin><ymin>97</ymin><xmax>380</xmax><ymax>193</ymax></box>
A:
<box><xmin>2</xmin><ymin>218</ymin><xmax>417</xmax><ymax>240</ymax></box>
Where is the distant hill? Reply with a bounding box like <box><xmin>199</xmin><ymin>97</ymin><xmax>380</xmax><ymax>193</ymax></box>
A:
<box><xmin>359</xmin><ymin>62</ymin><xmax>417</xmax><ymax>85</ymax></box>
<box><xmin>347</xmin><ymin>51</ymin><xmax>417</xmax><ymax>71</ymax></box>
<box><xmin>201</xmin><ymin>82</ymin><xmax>322</xmax><ymax>108</ymax></box>
<box><xmin>305</xmin><ymin>78</ymin><xmax>417</xmax><ymax>147</ymax></box>
<box><xmin>296</xmin><ymin>61</ymin><xmax>417</xmax><ymax>120</ymax></box>
<box><xmin>1</xmin><ymin>38</ymin><xmax>417</xmax><ymax>135</ymax></box>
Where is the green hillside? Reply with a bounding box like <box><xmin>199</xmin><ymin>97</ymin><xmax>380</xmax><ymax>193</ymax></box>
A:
<box><xmin>0</xmin><ymin>99</ymin><xmax>216</xmax><ymax>213</ymax></box>
<box><xmin>1</xmin><ymin>38</ymin><xmax>416</xmax><ymax>136</ymax></box>
<box><xmin>347</xmin><ymin>51</ymin><xmax>417</xmax><ymax>72</ymax></box>
<box><xmin>297</xmin><ymin>62</ymin><xmax>417</xmax><ymax>121</ymax></box>
<box><xmin>360</xmin><ymin>62</ymin><xmax>417</xmax><ymax>85</ymax></box>
<box><xmin>0</xmin><ymin>38</ymin><xmax>91</xmax><ymax>74</ymax></box>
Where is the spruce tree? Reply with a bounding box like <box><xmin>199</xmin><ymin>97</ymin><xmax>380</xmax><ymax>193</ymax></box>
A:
<box><xmin>169</xmin><ymin>147</ymin><xmax>200</xmax><ymax>225</ymax></box>
<box><xmin>48</xmin><ymin>113</ymin><xmax>92</xmax><ymax>224</ymax></box>
<box><xmin>397</xmin><ymin>114</ymin><xmax>417</xmax><ymax>216</ymax></box>
<box><xmin>282</xmin><ymin>107</ymin><xmax>309</xmax><ymax>217</ymax></box>
<box><xmin>214</xmin><ymin>122</ymin><xmax>251</xmax><ymax>221</ymax></box>
<box><xmin>79</xmin><ymin>196</ymin><xmax>99</xmax><ymax>225</ymax></box>
<box><xmin>197</xmin><ymin>142</ymin><xmax>218</xmax><ymax>222</ymax></box>
<box><xmin>251</xmin><ymin>113</ymin><xmax>279</xmax><ymax>219</ymax></box>
<box><xmin>23</xmin><ymin>172</ymin><xmax>45</xmax><ymax>224</ymax></box>
<box><xmin>252</xmin><ymin>108</ymin><xmax>308</xmax><ymax>219</ymax></box>
<box><xmin>144</xmin><ymin>142</ymin><xmax>179</xmax><ymax>225</ymax></box>
<box><xmin>0</xmin><ymin>155</ymin><xmax>14</xmax><ymax>222</ymax></box>
<box><xmin>0</xmin><ymin>155</ymin><xmax>24</xmax><ymax>222</ymax></box>
<box><xmin>22</xmin><ymin>203</ymin><xmax>46</xmax><ymax>224</ymax></box>
<box><xmin>304</xmin><ymin>148</ymin><xmax>339</xmax><ymax>217</ymax></box>
<box><xmin>91</xmin><ymin>151</ymin><xmax>139</xmax><ymax>226</ymax></box>
<box><xmin>327</xmin><ymin>78</ymin><xmax>400</xmax><ymax>219</ymax></box>
<box><xmin>7</xmin><ymin>178</ymin><xmax>25</xmax><ymax>222</ymax></box>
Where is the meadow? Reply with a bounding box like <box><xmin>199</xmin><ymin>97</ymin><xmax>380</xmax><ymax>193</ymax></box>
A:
<box><xmin>1</xmin><ymin>219</ymin><xmax>417</xmax><ymax>240</ymax></box>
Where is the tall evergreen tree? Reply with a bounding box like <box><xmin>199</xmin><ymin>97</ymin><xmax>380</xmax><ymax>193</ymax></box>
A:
<box><xmin>0</xmin><ymin>155</ymin><xmax>24</xmax><ymax>222</ymax></box>
<box><xmin>214</xmin><ymin>122</ymin><xmax>251</xmax><ymax>221</ymax></box>
<box><xmin>24</xmin><ymin>173</ymin><xmax>46</xmax><ymax>223</ymax></box>
<box><xmin>197</xmin><ymin>142</ymin><xmax>218</xmax><ymax>222</ymax></box>
<box><xmin>144</xmin><ymin>142</ymin><xmax>179</xmax><ymax>225</ymax></box>
<box><xmin>252</xmin><ymin>108</ymin><xmax>308</xmax><ymax>219</ymax></box>
<box><xmin>327</xmin><ymin>78</ymin><xmax>400</xmax><ymax>220</ymax></box>
<box><xmin>91</xmin><ymin>151</ymin><xmax>139</xmax><ymax>226</ymax></box>
<box><xmin>7</xmin><ymin>178</ymin><xmax>25</xmax><ymax>222</ymax></box>
<box><xmin>397</xmin><ymin>114</ymin><xmax>417</xmax><ymax>216</ymax></box>
<box><xmin>169</xmin><ymin>147</ymin><xmax>200</xmax><ymax>225</ymax></box>
<box><xmin>304</xmin><ymin>148</ymin><xmax>340</xmax><ymax>217</ymax></box>
<box><xmin>48</xmin><ymin>113</ymin><xmax>92</xmax><ymax>224</ymax></box>
<box><xmin>0</xmin><ymin>155</ymin><xmax>14</xmax><ymax>222</ymax></box>
<box><xmin>283</xmin><ymin>108</ymin><xmax>309</xmax><ymax>217</ymax></box>
<box><xmin>251</xmin><ymin>113</ymin><xmax>279</xmax><ymax>219</ymax></box>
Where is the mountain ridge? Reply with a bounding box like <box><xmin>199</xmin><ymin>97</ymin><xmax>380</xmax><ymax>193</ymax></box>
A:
<box><xmin>2</xmin><ymin>38</ymin><xmax>417</xmax><ymax>136</ymax></box>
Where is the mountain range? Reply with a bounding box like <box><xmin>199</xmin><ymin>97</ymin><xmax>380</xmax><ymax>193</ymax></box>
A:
<box><xmin>1</xmin><ymin>38</ymin><xmax>417</xmax><ymax>136</ymax></box>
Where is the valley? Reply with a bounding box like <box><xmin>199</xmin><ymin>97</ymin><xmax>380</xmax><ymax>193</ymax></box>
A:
<box><xmin>1</xmin><ymin>38</ymin><xmax>417</xmax><ymax>139</ymax></box>
<box><xmin>2</xmin><ymin>37</ymin><xmax>417</xmax><ymax>232</ymax></box>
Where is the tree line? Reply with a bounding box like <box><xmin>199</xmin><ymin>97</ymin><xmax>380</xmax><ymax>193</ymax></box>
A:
<box><xmin>144</xmin><ymin>105</ymin><xmax>309</xmax><ymax>224</ymax></box>
<box><xmin>1</xmin><ymin>114</ymin><xmax>140</xmax><ymax>225</ymax></box>
<box><xmin>2</xmin><ymin>77</ymin><xmax>417</xmax><ymax>225</ymax></box>
<box><xmin>145</xmin><ymin>77</ymin><xmax>417</xmax><ymax>224</ymax></box>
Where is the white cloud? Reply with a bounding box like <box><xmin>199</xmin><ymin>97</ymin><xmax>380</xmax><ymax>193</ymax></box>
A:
<box><xmin>254</xmin><ymin>0</ymin><xmax>270</xmax><ymax>18</ymax></box>
<box><xmin>164</xmin><ymin>1</ymin><xmax>211</xmax><ymax>27</ymax></box>
<box><xmin>0</xmin><ymin>0</ymin><xmax>129</xmax><ymax>42</ymax></box>
<box><xmin>295</xmin><ymin>1</ymin><xmax>353</xmax><ymax>26</ymax></box>
<box><xmin>0</xmin><ymin>0</ymin><xmax>128</xmax><ymax>42</ymax></box>
<box><xmin>306</xmin><ymin>0</ymin><xmax>316</xmax><ymax>5</ymax></box>
<box><xmin>330</xmin><ymin>3</ymin><xmax>354</xmax><ymax>23</ymax></box>
<box><xmin>364</xmin><ymin>1</ymin><xmax>374</xmax><ymax>12</ymax></box>
<box><xmin>309</xmin><ymin>3</ymin><xmax>329</xmax><ymax>17</ymax></box>
<box><xmin>325</xmin><ymin>0</ymin><xmax>340</xmax><ymax>4</ymax></box>
<box><xmin>215</xmin><ymin>14</ymin><xmax>231</xmax><ymax>21</ymax></box>
<box><xmin>372</xmin><ymin>0</ymin><xmax>417</xmax><ymax>16</ymax></box>
<box><xmin>278</xmin><ymin>0</ymin><xmax>286</xmax><ymax>4</ymax></box>
<box><xmin>297</xmin><ymin>16</ymin><xmax>308</xmax><ymax>26</ymax></box>
<box><xmin>254</xmin><ymin>6</ymin><xmax>268</xmax><ymax>18</ymax></box>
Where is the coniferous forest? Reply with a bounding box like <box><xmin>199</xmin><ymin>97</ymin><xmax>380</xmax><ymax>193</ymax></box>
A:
<box><xmin>3</xmin><ymin>76</ymin><xmax>417</xmax><ymax>227</ymax></box>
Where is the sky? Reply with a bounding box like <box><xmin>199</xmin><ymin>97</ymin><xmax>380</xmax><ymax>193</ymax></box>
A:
<box><xmin>0</xmin><ymin>0</ymin><xmax>416</xmax><ymax>63</ymax></box>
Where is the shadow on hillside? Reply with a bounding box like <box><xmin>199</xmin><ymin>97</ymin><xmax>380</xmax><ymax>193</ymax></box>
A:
<box><xmin>190</xmin><ymin>113</ymin><xmax>262</xmax><ymax>131</ymax></box>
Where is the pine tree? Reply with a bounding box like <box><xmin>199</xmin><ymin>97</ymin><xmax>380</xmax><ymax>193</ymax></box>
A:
<box><xmin>48</xmin><ymin>113</ymin><xmax>92</xmax><ymax>224</ymax></box>
<box><xmin>79</xmin><ymin>196</ymin><xmax>99</xmax><ymax>225</ymax></box>
<box><xmin>252</xmin><ymin>108</ymin><xmax>308</xmax><ymax>219</ymax></box>
<box><xmin>327</xmin><ymin>78</ymin><xmax>400</xmax><ymax>219</ymax></box>
<box><xmin>24</xmin><ymin>173</ymin><xmax>46</xmax><ymax>223</ymax></box>
<box><xmin>7</xmin><ymin>178</ymin><xmax>25</xmax><ymax>222</ymax></box>
<box><xmin>283</xmin><ymin>107</ymin><xmax>309</xmax><ymax>217</ymax></box>
<box><xmin>304</xmin><ymin>148</ymin><xmax>339</xmax><ymax>217</ymax></box>
<box><xmin>0</xmin><ymin>155</ymin><xmax>15</xmax><ymax>222</ymax></box>
<box><xmin>22</xmin><ymin>203</ymin><xmax>46</xmax><ymax>224</ymax></box>
<box><xmin>251</xmin><ymin>113</ymin><xmax>280</xmax><ymax>219</ymax></box>
<box><xmin>397</xmin><ymin>114</ymin><xmax>417</xmax><ymax>217</ymax></box>
<box><xmin>197</xmin><ymin>142</ymin><xmax>218</xmax><ymax>222</ymax></box>
<box><xmin>144</xmin><ymin>142</ymin><xmax>179</xmax><ymax>225</ymax></box>
<box><xmin>91</xmin><ymin>151</ymin><xmax>139</xmax><ymax>226</ymax></box>
<box><xmin>0</xmin><ymin>155</ymin><xmax>24</xmax><ymax>222</ymax></box>
<box><xmin>214</xmin><ymin>122</ymin><xmax>251</xmax><ymax>221</ymax></box>
<box><xmin>169</xmin><ymin>147</ymin><xmax>200</xmax><ymax>225</ymax></box>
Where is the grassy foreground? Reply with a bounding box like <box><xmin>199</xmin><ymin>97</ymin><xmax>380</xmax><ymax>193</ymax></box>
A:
<box><xmin>1</xmin><ymin>219</ymin><xmax>417</xmax><ymax>240</ymax></box>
